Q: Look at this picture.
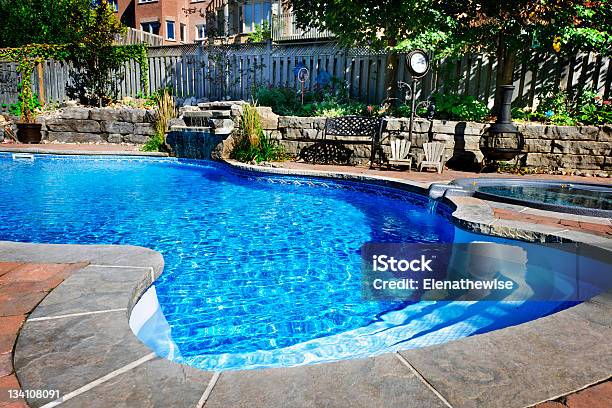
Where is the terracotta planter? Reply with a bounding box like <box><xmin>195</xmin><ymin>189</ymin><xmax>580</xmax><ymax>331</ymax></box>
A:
<box><xmin>16</xmin><ymin>123</ymin><xmax>42</xmax><ymax>144</ymax></box>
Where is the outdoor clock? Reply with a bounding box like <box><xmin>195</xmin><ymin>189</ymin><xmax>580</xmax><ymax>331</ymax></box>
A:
<box><xmin>406</xmin><ymin>49</ymin><xmax>430</xmax><ymax>78</ymax></box>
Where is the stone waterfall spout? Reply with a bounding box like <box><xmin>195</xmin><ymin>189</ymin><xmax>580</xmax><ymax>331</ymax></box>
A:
<box><xmin>165</xmin><ymin>102</ymin><xmax>245</xmax><ymax>160</ymax></box>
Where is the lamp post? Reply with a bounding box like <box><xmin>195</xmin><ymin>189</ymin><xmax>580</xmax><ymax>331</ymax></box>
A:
<box><xmin>402</xmin><ymin>50</ymin><xmax>430</xmax><ymax>141</ymax></box>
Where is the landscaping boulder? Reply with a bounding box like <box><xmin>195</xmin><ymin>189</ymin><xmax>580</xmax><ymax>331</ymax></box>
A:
<box><xmin>90</xmin><ymin>108</ymin><xmax>122</xmax><ymax>122</ymax></box>
<box><xmin>58</xmin><ymin>107</ymin><xmax>90</xmax><ymax>120</ymax></box>
<box><xmin>45</xmin><ymin>119</ymin><xmax>100</xmax><ymax>133</ymax></box>
<box><xmin>46</xmin><ymin>131</ymin><xmax>104</xmax><ymax>143</ymax></box>
<box><xmin>106</xmin><ymin>133</ymin><xmax>123</xmax><ymax>143</ymax></box>
<box><xmin>101</xmin><ymin>121</ymin><xmax>134</xmax><ymax>134</ymax></box>
<box><xmin>255</xmin><ymin>107</ymin><xmax>279</xmax><ymax>130</ymax></box>
<box><xmin>134</xmin><ymin>123</ymin><xmax>156</xmax><ymax>136</ymax></box>
<box><xmin>124</xmin><ymin>134</ymin><xmax>151</xmax><ymax>144</ymax></box>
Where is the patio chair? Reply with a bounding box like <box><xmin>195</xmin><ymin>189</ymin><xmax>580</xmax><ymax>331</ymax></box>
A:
<box><xmin>418</xmin><ymin>142</ymin><xmax>448</xmax><ymax>174</ymax></box>
<box><xmin>388</xmin><ymin>139</ymin><xmax>412</xmax><ymax>171</ymax></box>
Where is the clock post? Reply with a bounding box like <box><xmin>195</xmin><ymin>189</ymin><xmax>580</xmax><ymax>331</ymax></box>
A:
<box><xmin>402</xmin><ymin>50</ymin><xmax>431</xmax><ymax>143</ymax></box>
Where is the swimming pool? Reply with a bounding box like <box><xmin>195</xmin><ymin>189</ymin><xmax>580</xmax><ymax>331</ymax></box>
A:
<box><xmin>0</xmin><ymin>154</ymin><xmax>595</xmax><ymax>371</ymax></box>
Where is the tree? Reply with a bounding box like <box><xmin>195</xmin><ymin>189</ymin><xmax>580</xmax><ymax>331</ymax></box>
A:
<box><xmin>68</xmin><ymin>0</ymin><xmax>128</xmax><ymax>105</ymax></box>
<box><xmin>286</xmin><ymin>0</ymin><xmax>611</xmax><ymax>114</ymax></box>
<box><xmin>0</xmin><ymin>0</ymin><xmax>92</xmax><ymax>47</ymax></box>
<box><xmin>436</xmin><ymin>0</ymin><xmax>611</xmax><ymax>113</ymax></box>
<box><xmin>284</xmin><ymin>0</ymin><xmax>448</xmax><ymax>99</ymax></box>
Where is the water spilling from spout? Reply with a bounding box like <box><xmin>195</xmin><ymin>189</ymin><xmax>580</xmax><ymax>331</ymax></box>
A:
<box><xmin>427</xmin><ymin>198</ymin><xmax>439</xmax><ymax>214</ymax></box>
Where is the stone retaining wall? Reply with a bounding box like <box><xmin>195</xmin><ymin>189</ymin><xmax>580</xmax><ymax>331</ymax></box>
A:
<box><xmin>256</xmin><ymin>107</ymin><xmax>611</xmax><ymax>172</ymax></box>
<box><xmin>37</xmin><ymin>107</ymin><xmax>156</xmax><ymax>145</ymax></box>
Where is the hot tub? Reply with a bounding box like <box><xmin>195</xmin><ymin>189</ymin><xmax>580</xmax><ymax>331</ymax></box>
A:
<box><xmin>453</xmin><ymin>179</ymin><xmax>612</xmax><ymax>218</ymax></box>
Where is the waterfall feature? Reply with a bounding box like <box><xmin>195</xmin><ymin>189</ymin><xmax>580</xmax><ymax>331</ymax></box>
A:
<box><xmin>166</xmin><ymin>102</ymin><xmax>241</xmax><ymax>160</ymax></box>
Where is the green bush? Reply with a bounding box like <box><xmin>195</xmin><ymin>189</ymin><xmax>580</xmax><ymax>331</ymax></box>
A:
<box><xmin>513</xmin><ymin>89</ymin><xmax>610</xmax><ymax>126</ymax></box>
<box><xmin>254</xmin><ymin>86</ymin><xmax>308</xmax><ymax>116</ymax></box>
<box><xmin>231</xmin><ymin>104</ymin><xmax>287</xmax><ymax>163</ymax></box>
<box><xmin>391</xmin><ymin>103</ymin><xmax>428</xmax><ymax>119</ymax></box>
<box><xmin>254</xmin><ymin>80</ymin><xmax>368</xmax><ymax>118</ymax></box>
<box><xmin>534</xmin><ymin>91</ymin><xmax>577</xmax><ymax>125</ymax></box>
<box><xmin>8</xmin><ymin>93</ymin><xmax>41</xmax><ymax>118</ymax></box>
<box><xmin>574</xmin><ymin>90</ymin><xmax>612</xmax><ymax>125</ymax></box>
<box><xmin>311</xmin><ymin>97</ymin><xmax>366</xmax><ymax>118</ymax></box>
<box><xmin>429</xmin><ymin>92</ymin><xmax>490</xmax><ymax>122</ymax></box>
<box><xmin>142</xmin><ymin>88</ymin><xmax>176</xmax><ymax>152</ymax></box>
<box><xmin>247</xmin><ymin>21</ymin><xmax>271</xmax><ymax>43</ymax></box>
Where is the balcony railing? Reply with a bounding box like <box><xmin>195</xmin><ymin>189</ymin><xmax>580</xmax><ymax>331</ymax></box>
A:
<box><xmin>115</xmin><ymin>28</ymin><xmax>164</xmax><ymax>47</ymax></box>
<box><xmin>271</xmin><ymin>13</ymin><xmax>334</xmax><ymax>42</ymax></box>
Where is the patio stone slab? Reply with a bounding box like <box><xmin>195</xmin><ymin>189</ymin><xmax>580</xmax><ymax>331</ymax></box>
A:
<box><xmin>0</xmin><ymin>263</ymin><xmax>22</xmax><ymax>278</ymax></box>
<box><xmin>0</xmin><ymin>264</ymin><xmax>80</xmax><ymax>284</ymax></box>
<box><xmin>0</xmin><ymin>353</ymin><xmax>11</xmax><ymax>377</ymax></box>
<box><xmin>0</xmin><ymin>243</ymin><xmax>164</xmax><ymax>274</ymax></box>
<box><xmin>0</xmin><ymin>374</ymin><xmax>27</xmax><ymax>407</ymax></box>
<box><xmin>399</xmin><ymin>301</ymin><xmax>612</xmax><ymax>408</ymax></box>
<box><xmin>29</xmin><ymin>266</ymin><xmax>149</xmax><ymax>318</ymax></box>
<box><xmin>59</xmin><ymin>357</ymin><xmax>212</xmax><ymax>408</ymax></box>
<box><xmin>0</xmin><ymin>316</ymin><xmax>25</xmax><ymax>354</ymax></box>
<box><xmin>205</xmin><ymin>354</ymin><xmax>447</xmax><ymax>408</ymax></box>
<box><xmin>0</xmin><ymin>292</ymin><xmax>47</xmax><ymax>317</ymax></box>
<box><xmin>565</xmin><ymin>380</ymin><xmax>612</xmax><ymax>407</ymax></box>
<box><xmin>14</xmin><ymin>312</ymin><xmax>153</xmax><ymax>407</ymax></box>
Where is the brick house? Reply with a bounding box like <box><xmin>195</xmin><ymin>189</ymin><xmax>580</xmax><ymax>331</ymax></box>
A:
<box><xmin>111</xmin><ymin>0</ymin><xmax>331</xmax><ymax>44</ymax></box>
<box><xmin>205</xmin><ymin>0</ymin><xmax>333</xmax><ymax>43</ymax></box>
<box><xmin>112</xmin><ymin>0</ymin><xmax>211</xmax><ymax>45</ymax></box>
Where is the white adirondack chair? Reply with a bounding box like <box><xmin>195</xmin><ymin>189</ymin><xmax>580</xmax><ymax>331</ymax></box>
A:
<box><xmin>388</xmin><ymin>139</ymin><xmax>412</xmax><ymax>171</ymax></box>
<box><xmin>418</xmin><ymin>142</ymin><xmax>448</xmax><ymax>174</ymax></box>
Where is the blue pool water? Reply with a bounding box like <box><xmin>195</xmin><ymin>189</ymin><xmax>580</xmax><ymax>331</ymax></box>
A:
<box><xmin>0</xmin><ymin>154</ymin><xmax>585</xmax><ymax>371</ymax></box>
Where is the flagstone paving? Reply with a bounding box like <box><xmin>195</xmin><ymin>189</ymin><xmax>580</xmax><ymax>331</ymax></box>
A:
<box><xmin>535</xmin><ymin>380</ymin><xmax>611</xmax><ymax>407</ymax></box>
<box><xmin>0</xmin><ymin>262</ymin><xmax>86</xmax><ymax>408</ymax></box>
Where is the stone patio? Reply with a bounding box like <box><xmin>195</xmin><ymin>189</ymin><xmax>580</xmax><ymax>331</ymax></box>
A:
<box><xmin>0</xmin><ymin>262</ymin><xmax>86</xmax><ymax>408</ymax></box>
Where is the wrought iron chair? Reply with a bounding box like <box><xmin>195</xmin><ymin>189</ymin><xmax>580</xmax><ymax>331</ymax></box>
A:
<box><xmin>300</xmin><ymin>116</ymin><xmax>382</xmax><ymax>165</ymax></box>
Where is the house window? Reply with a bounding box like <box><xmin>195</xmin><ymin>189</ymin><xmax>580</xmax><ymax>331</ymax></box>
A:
<box><xmin>180</xmin><ymin>23</ymin><xmax>187</xmax><ymax>42</ymax></box>
<box><xmin>109</xmin><ymin>0</ymin><xmax>119</xmax><ymax>11</ymax></box>
<box><xmin>166</xmin><ymin>20</ymin><xmax>175</xmax><ymax>40</ymax></box>
<box><xmin>243</xmin><ymin>1</ymin><xmax>271</xmax><ymax>33</ymax></box>
<box><xmin>141</xmin><ymin>21</ymin><xmax>160</xmax><ymax>35</ymax></box>
<box><xmin>195</xmin><ymin>24</ymin><xmax>206</xmax><ymax>40</ymax></box>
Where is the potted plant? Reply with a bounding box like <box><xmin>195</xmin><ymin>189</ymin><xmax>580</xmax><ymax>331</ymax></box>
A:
<box><xmin>16</xmin><ymin>86</ymin><xmax>42</xmax><ymax>144</ymax></box>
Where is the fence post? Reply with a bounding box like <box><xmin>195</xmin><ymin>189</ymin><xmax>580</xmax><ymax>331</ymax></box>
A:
<box><xmin>37</xmin><ymin>63</ymin><xmax>45</xmax><ymax>106</ymax></box>
<box><xmin>264</xmin><ymin>39</ymin><xmax>272</xmax><ymax>87</ymax></box>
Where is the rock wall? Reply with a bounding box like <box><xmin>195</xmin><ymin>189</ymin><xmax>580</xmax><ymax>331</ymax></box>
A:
<box><xmin>256</xmin><ymin>108</ymin><xmax>611</xmax><ymax>172</ymax></box>
<box><xmin>38</xmin><ymin>107</ymin><xmax>156</xmax><ymax>145</ymax></box>
<box><xmin>20</xmin><ymin>104</ymin><xmax>611</xmax><ymax>173</ymax></box>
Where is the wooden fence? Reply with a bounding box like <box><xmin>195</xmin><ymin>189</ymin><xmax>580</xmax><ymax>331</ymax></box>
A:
<box><xmin>1</xmin><ymin>42</ymin><xmax>610</xmax><ymax>114</ymax></box>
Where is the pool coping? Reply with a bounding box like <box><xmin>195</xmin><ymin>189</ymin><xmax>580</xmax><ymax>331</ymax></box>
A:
<box><xmin>3</xmin><ymin>156</ymin><xmax>611</xmax><ymax>408</ymax></box>
<box><xmin>0</xmin><ymin>146</ymin><xmax>168</xmax><ymax>157</ymax></box>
